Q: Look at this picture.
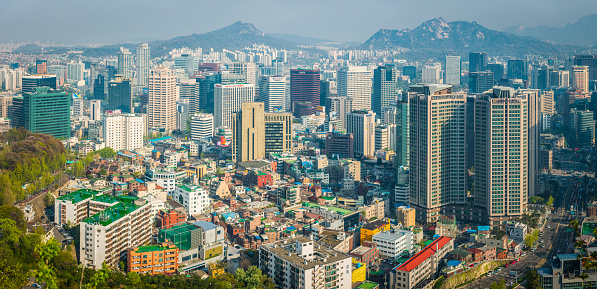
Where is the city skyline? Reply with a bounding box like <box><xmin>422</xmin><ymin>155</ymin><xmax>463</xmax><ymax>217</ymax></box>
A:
<box><xmin>1</xmin><ymin>0</ymin><xmax>596</xmax><ymax>44</ymax></box>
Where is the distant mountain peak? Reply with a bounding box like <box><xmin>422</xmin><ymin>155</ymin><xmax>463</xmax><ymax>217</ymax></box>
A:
<box><xmin>215</xmin><ymin>21</ymin><xmax>264</xmax><ymax>37</ymax></box>
<box><xmin>505</xmin><ymin>14</ymin><xmax>597</xmax><ymax>46</ymax></box>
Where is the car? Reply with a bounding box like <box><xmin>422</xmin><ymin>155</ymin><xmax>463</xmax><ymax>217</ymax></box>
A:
<box><xmin>487</xmin><ymin>272</ymin><xmax>493</xmax><ymax>277</ymax></box>
<box><xmin>497</xmin><ymin>267</ymin><xmax>503</xmax><ymax>271</ymax></box>
<box><xmin>505</xmin><ymin>264</ymin><xmax>509</xmax><ymax>268</ymax></box>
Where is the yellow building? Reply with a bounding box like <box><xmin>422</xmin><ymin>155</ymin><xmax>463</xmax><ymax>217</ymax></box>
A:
<box><xmin>360</xmin><ymin>219</ymin><xmax>391</xmax><ymax>243</ymax></box>
<box><xmin>396</xmin><ymin>206</ymin><xmax>416</xmax><ymax>228</ymax></box>
<box><xmin>352</xmin><ymin>258</ymin><xmax>367</xmax><ymax>284</ymax></box>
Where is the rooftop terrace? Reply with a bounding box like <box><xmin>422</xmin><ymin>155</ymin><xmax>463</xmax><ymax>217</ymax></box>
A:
<box><xmin>57</xmin><ymin>189</ymin><xmax>101</xmax><ymax>204</ymax></box>
<box><xmin>82</xmin><ymin>196</ymin><xmax>143</xmax><ymax>226</ymax></box>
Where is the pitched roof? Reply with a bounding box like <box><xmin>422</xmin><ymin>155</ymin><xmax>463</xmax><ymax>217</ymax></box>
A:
<box><xmin>396</xmin><ymin>236</ymin><xmax>451</xmax><ymax>272</ymax></box>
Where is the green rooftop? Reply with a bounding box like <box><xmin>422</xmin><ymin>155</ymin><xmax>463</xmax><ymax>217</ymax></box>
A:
<box><xmin>320</xmin><ymin>196</ymin><xmax>335</xmax><ymax>200</ymax></box>
<box><xmin>178</xmin><ymin>184</ymin><xmax>200</xmax><ymax>192</ymax></box>
<box><xmin>57</xmin><ymin>189</ymin><xmax>101</xmax><ymax>204</ymax></box>
<box><xmin>256</xmin><ymin>171</ymin><xmax>268</xmax><ymax>176</ymax></box>
<box><xmin>358</xmin><ymin>282</ymin><xmax>379</xmax><ymax>289</ymax></box>
<box><xmin>82</xmin><ymin>196</ymin><xmax>142</xmax><ymax>226</ymax></box>
<box><xmin>135</xmin><ymin>244</ymin><xmax>176</xmax><ymax>253</ymax></box>
<box><xmin>303</xmin><ymin>202</ymin><xmax>353</xmax><ymax>215</ymax></box>
<box><xmin>424</xmin><ymin>240</ymin><xmax>433</xmax><ymax>246</ymax></box>
<box><xmin>92</xmin><ymin>194</ymin><xmax>120</xmax><ymax>204</ymax></box>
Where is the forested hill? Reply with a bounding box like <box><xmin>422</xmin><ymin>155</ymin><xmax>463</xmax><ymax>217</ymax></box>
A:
<box><xmin>0</xmin><ymin>128</ymin><xmax>67</xmax><ymax>205</ymax></box>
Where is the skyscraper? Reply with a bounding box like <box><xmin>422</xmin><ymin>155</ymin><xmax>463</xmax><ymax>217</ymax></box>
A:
<box><xmin>67</xmin><ymin>61</ymin><xmax>84</xmax><ymax>82</ymax></box>
<box><xmin>571</xmin><ymin>109</ymin><xmax>595</xmax><ymax>147</ymax></box>
<box><xmin>574</xmin><ymin>55</ymin><xmax>597</xmax><ymax>80</ymax></box>
<box><xmin>326</xmin><ymin>96</ymin><xmax>349</xmax><ymax>130</ymax></box>
<box><xmin>402</xmin><ymin>66</ymin><xmax>417</xmax><ymax>81</ymax></box>
<box><xmin>445</xmin><ymin>56</ymin><xmax>461</xmax><ymax>85</ymax></box>
<box><xmin>290</xmin><ymin>69</ymin><xmax>320</xmax><ymax>117</ymax></box>
<box><xmin>176</xmin><ymin>99</ymin><xmax>190</xmax><ymax>131</ymax></box>
<box><xmin>224</xmin><ymin>62</ymin><xmax>257</xmax><ymax>85</ymax></box>
<box><xmin>372</xmin><ymin>65</ymin><xmax>399</xmax><ymax>116</ymax></box>
<box><xmin>23</xmin><ymin>87</ymin><xmax>71</xmax><ymax>139</ymax></box>
<box><xmin>474</xmin><ymin>87</ymin><xmax>529</xmax><ymax>224</ymax></box>
<box><xmin>214</xmin><ymin>83</ymin><xmax>254</xmax><ymax>129</ymax></box>
<box><xmin>190</xmin><ymin>113</ymin><xmax>214</xmax><ymax>142</ymax></box>
<box><xmin>258</xmin><ymin>76</ymin><xmax>286</xmax><ymax>112</ymax></box>
<box><xmin>395</xmin><ymin>98</ymin><xmax>409</xmax><ymax>167</ymax></box>
<box><xmin>21</xmin><ymin>75</ymin><xmax>56</xmax><ymax>93</ymax></box>
<box><xmin>487</xmin><ymin>63</ymin><xmax>504</xmax><ymax>82</ymax></box>
<box><xmin>409</xmin><ymin>84</ymin><xmax>466</xmax><ymax>223</ymax></box>
<box><xmin>346</xmin><ymin>110</ymin><xmax>376</xmax><ymax>159</ymax></box>
<box><xmin>232</xmin><ymin>102</ymin><xmax>292</xmax><ymax>162</ymax></box>
<box><xmin>90</xmin><ymin>100</ymin><xmax>102</xmax><ymax>121</ymax></box>
<box><xmin>573</xmin><ymin>66</ymin><xmax>589</xmax><ymax>94</ymax></box>
<box><xmin>179</xmin><ymin>79</ymin><xmax>199</xmax><ymax>114</ymax></box>
<box><xmin>117</xmin><ymin>47</ymin><xmax>133</xmax><ymax>79</ymax></box>
<box><xmin>468</xmin><ymin>71</ymin><xmax>494</xmax><ymax>93</ymax></box>
<box><xmin>93</xmin><ymin>75</ymin><xmax>105</xmax><ymax>100</ymax></box>
<box><xmin>469</xmin><ymin>52</ymin><xmax>488</xmax><ymax>73</ymax></box>
<box><xmin>422</xmin><ymin>64</ymin><xmax>442</xmax><ymax>84</ymax></box>
<box><xmin>36</xmin><ymin>59</ymin><xmax>47</xmax><ymax>74</ymax></box>
<box><xmin>137</xmin><ymin>43</ymin><xmax>150</xmax><ymax>88</ymax></box>
<box><xmin>338</xmin><ymin>66</ymin><xmax>372</xmax><ymax>112</ymax></box>
<box><xmin>148</xmin><ymin>66</ymin><xmax>177</xmax><ymax>131</ymax></box>
<box><xmin>507</xmin><ymin>60</ymin><xmax>527</xmax><ymax>80</ymax></box>
<box><xmin>107</xmin><ymin>75</ymin><xmax>133</xmax><ymax>113</ymax></box>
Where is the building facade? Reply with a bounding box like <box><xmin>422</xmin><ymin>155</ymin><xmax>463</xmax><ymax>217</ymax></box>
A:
<box><xmin>148</xmin><ymin>66</ymin><xmax>177</xmax><ymax>131</ymax></box>
<box><xmin>103</xmin><ymin>110</ymin><xmax>144</xmax><ymax>151</ymax></box>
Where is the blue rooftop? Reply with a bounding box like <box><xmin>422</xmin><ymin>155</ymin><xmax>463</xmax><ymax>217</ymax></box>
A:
<box><xmin>478</xmin><ymin>226</ymin><xmax>490</xmax><ymax>232</ymax></box>
<box><xmin>447</xmin><ymin>260</ymin><xmax>461</xmax><ymax>267</ymax></box>
<box><xmin>467</xmin><ymin>229</ymin><xmax>477</xmax><ymax>233</ymax></box>
<box><xmin>148</xmin><ymin>136</ymin><xmax>173</xmax><ymax>142</ymax></box>
<box><xmin>135</xmin><ymin>179</ymin><xmax>144</xmax><ymax>183</ymax></box>
<box><xmin>557</xmin><ymin>254</ymin><xmax>579</xmax><ymax>261</ymax></box>
<box><xmin>193</xmin><ymin>221</ymin><xmax>217</xmax><ymax>232</ymax></box>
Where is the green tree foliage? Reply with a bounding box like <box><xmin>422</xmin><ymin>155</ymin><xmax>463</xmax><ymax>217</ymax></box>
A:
<box><xmin>489</xmin><ymin>278</ymin><xmax>506</xmax><ymax>289</ymax></box>
<box><xmin>525</xmin><ymin>270</ymin><xmax>542</xmax><ymax>289</ymax></box>
<box><xmin>0</xmin><ymin>205</ymin><xmax>26</xmax><ymax>230</ymax></box>
<box><xmin>546</xmin><ymin>195</ymin><xmax>554</xmax><ymax>207</ymax></box>
<box><xmin>0</xmin><ymin>218</ymin><xmax>22</xmax><ymax>247</ymax></box>
<box><xmin>93</xmin><ymin>147</ymin><xmax>117</xmax><ymax>159</ymax></box>
<box><xmin>0</xmin><ymin>128</ymin><xmax>67</xmax><ymax>205</ymax></box>
<box><xmin>524</xmin><ymin>229</ymin><xmax>540</xmax><ymax>249</ymax></box>
<box><xmin>529</xmin><ymin>196</ymin><xmax>545</xmax><ymax>204</ymax></box>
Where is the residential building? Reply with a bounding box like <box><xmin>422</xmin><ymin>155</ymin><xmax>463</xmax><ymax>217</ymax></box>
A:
<box><xmin>409</xmin><ymin>84</ymin><xmax>466</xmax><ymax>223</ymax></box>
<box><xmin>80</xmin><ymin>196</ymin><xmax>152</xmax><ymax>269</ymax></box>
<box><xmin>346</xmin><ymin>110</ymin><xmax>376</xmax><ymax>158</ymax></box>
<box><xmin>474</xmin><ymin>87</ymin><xmax>530</xmax><ymax>225</ymax></box>
<box><xmin>372</xmin><ymin>230</ymin><xmax>414</xmax><ymax>258</ymax></box>
<box><xmin>422</xmin><ymin>63</ymin><xmax>442</xmax><ymax>84</ymax></box>
<box><xmin>127</xmin><ymin>242</ymin><xmax>178</xmax><ymax>275</ymax></box>
<box><xmin>573</xmin><ymin>65</ymin><xmax>589</xmax><ymax>94</ymax></box>
<box><xmin>117</xmin><ymin>47</ymin><xmax>133</xmax><ymax>79</ymax></box>
<box><xmin>372</xmin><ymin>65</ymin><xmax>399</xmax><ymax>116</ymax></box>
<box><xmin>259</xmin><ymin>237</ymin><xmax>352</xmax><ymax>289</ymax></box>
<box><xmin>172</xmin><ymin>184</ymin><xmax>210</xmax><ymax>216</ymax></box>
<box><xmin>136</xmin><ymin>43</ymin><xmax>150</xmax><ymax>88</ymax></box>
<box><xmin>338</xmin><ymin>66</ymin><xmax>372</xmax><ymax>111</ymax></box>
<box><xmin>157</xmin><ymin>209</ymin><xmax>187</xmax><ymax>229</ymax></box>
<box><xmin>148</xmin><ymin>66</ymin><xmax>177</xmax><ymax>131</ymax></box>
<box><xmin>360</xmin><ymin>219</ymin><xmax>391</xmax><ymax>244</ymax></box>
<box><xmin>23</xmin><ymin>87</ymin><xmax>70</xmax><ymax>138</ymax></box>
<box><xmin>389</xmin><ymin>237</ymin><xmax>454</xmax><ymax>289</ymax></box>
<box><xmin>290</xmin><ymin>69</ymin><xmax>320</xmax><ymax>117</ymax></box>
<box><xmin>396</xmin><ymin>206</ymin><xmax>415</xmax><ymax>228</ymax></box>
<box><xmin>103</xmin><ymin>110</ymin><xmax>144</xmax><ymax>151</ymax></box>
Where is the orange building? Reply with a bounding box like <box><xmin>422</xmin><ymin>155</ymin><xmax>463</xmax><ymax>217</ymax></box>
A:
<box><xmin>127</xmin><ymin>242</ymin><xmax>179</xmax><ymax>275</ymax></box>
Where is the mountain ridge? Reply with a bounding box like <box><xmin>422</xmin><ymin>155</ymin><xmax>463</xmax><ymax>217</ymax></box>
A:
<box><xmin>504</xmin><ymin>14</ymin><xmax>597</xmax><ymax>46</ymax></box>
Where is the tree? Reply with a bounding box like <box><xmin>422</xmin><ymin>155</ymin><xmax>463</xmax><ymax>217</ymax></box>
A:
<box><xmin>94</xmin><ymin>147</ymin><xmax>117</xmax><ymax>159</ymax></box>
<box><xmin>43</xmin><ymin>193</ymin><xmax>54</xmax><ymax>208</ymax></box>
<box><xmin>546</xmin><ymin>195</ymin><xmax>554</xmax><ymax>207</ymax></box>
<box><xmin>580</xmin><ymin>273</ymin><xmax>589</xmax><ymax>288</ymax></box>
<box><xmin>489</xmin><ymin>278</ymin><xmax>506</xmax><ymax>289</ymax></box>
<box><xmin>0</xmin><ymin>205</ymin><xmax>26</xmax><ymax>230</ymax></box>
<box><xmin>0</xmin><ymin>218</ymin><xmax>22</xmax><ymax>247</ymax></box>
<box><xmin>525</xmin><ymin>270</ymin><xmax>542</xmax><ymax>289</ymax></box>
<box><xmin>35</xmin><ymin>238</ymin><xmax>61</xmax><ymax>289</ymax></box>
<box><xmin>86</xmin><ymin>262</ymin><xmax>110</xmax><ymax>289</ymax></box>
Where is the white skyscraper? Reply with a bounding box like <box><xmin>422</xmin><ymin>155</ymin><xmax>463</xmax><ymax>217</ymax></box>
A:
<box><xmin>338</xmin><ymin>66</ymin><xmax>372</xmax><ymax>112</ymax></box>
<box><xmin>103</xmin><ymin>110</ymin><xmax>144</xmax><ymax>151</ymax></box>
<box><xmin>422</xmin><ymin>63</ymin><xmax>442</xmax><ymax>84</ymax></box>
<box><xmin>118</xmin><ymin>47</ymin><xmax>133</xmax><ymax>79</ymax></box>
<box><xmin>214</xmin><ymin>83</ymin><xmax>254</xmax><ymax>129</ymax></box>
<box><xmin>445</xmin><ymin>56</ymin><xmax>461</xmax><ymax>85</ymax></box>
<box><xmin>224</xmin><ymin>62</ymin><xmax>257</xmax><ymax>85</ymax></box>
<box><xmin>346</xmin><ymin>110</ymin><xmax>376</xmax><ymax>158</ymax></box>
<box><xmin>148</xmin><ymin>66</ymin><xmax>177</xmax><ymax>131</ymax></box>
<box><xmin>137</xmin><ymin>43</ymin><xmax>150</xmax><ymax>88</ymax></box>
<box><xmin>90</xmin><ymin>100</ymin><xmax>102</xmax><ymax>121</ymax></box>
<box><xmin>190</xmin><ymin>113</ymin><xmax>214</xmax><ymax>142</ymax></box>
<box><xmin>176</xmin><ymin>99</ymin><xmax>191</xmax><ymax>131</ymax></box>
<box><xmin>258</xmin><ymin>75</ymin><xmax>286</xmax><ymax>112</ymax></box>
<box><xmin>67</xmin><ymin>61</ymin><xmax>85</xmax><ymax>82</ymax></box>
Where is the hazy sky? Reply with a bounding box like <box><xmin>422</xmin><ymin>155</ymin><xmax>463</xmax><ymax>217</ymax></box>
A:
<box><xmin>1</xmin><ymin>0</ymin><xmax>596</xmax><ymax>44</ymax></box>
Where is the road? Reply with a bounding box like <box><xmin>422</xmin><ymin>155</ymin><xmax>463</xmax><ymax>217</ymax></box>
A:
<box><xmin>463</xmin><ymin>177</ymin><xmax>579</xmax><ymax>288</ymax></box>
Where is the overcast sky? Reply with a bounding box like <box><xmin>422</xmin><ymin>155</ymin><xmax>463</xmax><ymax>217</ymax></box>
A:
<box><xmin>1</xmin><ymin>0</ymin><xmax>596</xmax><ymax>44</ymax></box>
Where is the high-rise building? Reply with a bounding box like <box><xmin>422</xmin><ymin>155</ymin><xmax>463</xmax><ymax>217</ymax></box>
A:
<box><xmin>136</xmin><ymin>43</ymin><xmax>150</xmax><ymax>88</ymax></box>
<box><xmin>36</xmin><ymin>59</ymin><xmax>47</xmax><ymax>74</ymax></box>
<box><xmin>223</xmin><ymin>62</ymin><xmax>256</xmax><ymax>85</ymax></box>
<box><xmin>93</xmin><ymin>75</ymin><xmax>106</xmax><ymax>100</ymax></box>
<box><xmin>474</xmin><ymin>87</ymin><xmax>529</xmax><ymax>224</ymax></box>
<box><xmin>258</xmin><ymin>76</ymin><xmax>286</xmax><ymax>112</ymax></box>
<box><xmin>571</xmin><ymin>109</ymin><xmax>595</xmax><ymax>147</ymax></box>
<box><xmin>574</xmin><ymin>55</ymin><xmax>597</xmax><ymax>80</ymax></box>
<box><xmin>259</xmin><ymin>237</ymin><xmax>353</xmax><ymax>289</ymax></box>
<box><xmin>117</xmin><ymin>47</ymin><xmax>133</xmax><ymax>79</ymax></box>
<box><xmin>290</xmin><ymin>68</ymin><xmax>320</xmax><ymax>117</ymax></box>
<box><xmin>375</xmin><ymin>125</ymin><xmax>396</xmax><ymax>151</ymax></box>
<box><xmin>0</xmin><ymin>95</ymin><xmax>13</xmax><ymax>119</ymax></box>
<box><xmin>107</xmin><ymin>75</ymin><xmax>133</xmax><ymax>113</ymax></box>
<box><xmin>103</xmin><ymin>110</ymin><xmax>144</xmax><ymax>151</ymax></box>
<box><xmin>67</xmin><ymin>61</ymin><xmax>85</xmax><ymax>82</ymax></box>
<box><xmin>409</xmin><ymin>84</ymin><xmax>466</xmax><ymax>223</ymax></box>
<box><xmin>550</xmin><ymin>70</ymin><xmax>570</xmax><ymax>87</ymax></box>
<box><xmin>232</xmin><ymin>102</ymin><xmax>292</xmax><ymax>162</ymax></box>
<box><xmin>320</xmin><ymin>79</ymin><xmax>330</xmax><ymax>107</ymax></box>
<box><xmin>372</xmin><ymin>65</ymin><xmax>399</xmax><ymax>116</ymax></box>
<box><xmin>573</xmin><ymin>65</ymin><xmax>589</xmax><ymax>94</ymax></box>
<box><xmin>176</xmin><ymin>99</ymin><xmax>190</xmax><ymax>131</ymax></box>
<box><xmin>21</xmin><ymin>75</ymin><xmax>56</xmax><ymax>93</ymax></box>
<box><xmin>523</xmin><ymin>89</ymin><xmax>540</xmax><ymax>198</ymax></box>
<box><xmin>488</xmin><ymin>63</ymin><xmax>505</xmax><ymax>82</ymax></box>
<box><xmin>193</xmin><ymin>72</ymin><xmax>221</xmax><ymax>114</ymax></box>
<box><xmin>507</xmin><ymin>60</ymin><xmax>527</xmax><ymax>80</ymax></box>
<box><xmin>72</xmin><ymin>94</ymin><xmax>84</xmax><ymax>117</ymax></box>
<box><xmin>469</xmin><ymin>52</ymin><xmax>488</xmax><ymax>72</ymax></box>
<box><xmin>468</xmin><ymin>71</ymin><xmax>494</xmax><ymax>93</ymax></box>
<box><xmin>535</xmin><ymin>66</ymin><xmax>554</xmax><ymax>90</ymax></box>
<box><xmin>148</xmin><ymin>66</ymin><xmax>177</xmax><ymax>131</ymax></box>
<box><xmin>338</xmin><ymin>66</ymin><xmax>373</xmax><ymax>112</ymax></box>
<box><xmin>422</xmin><ymin>63</ymin><xmax>442</xmax><ymax>84</ymax></box>
<box><xmin>346</xmin><ymin>110</ymin><xmax>376</xmax><ymax>158</ymax></box>
<box><xmin>540</xmin><ymin>91</ymin><xmax>555</xmax><ymax>115</ymax></box>
<box><xmin>395</xmin><ymin>98</ymin><xmax>409</xmax><ymax>167</ymax></box>
<box><xmin>326</xmin><ymin>96</ymin><xmax>349</xmax><ymax>130</ymax></box>
<box><xmin>90</xmin><ymin>100</ymin><xmax>102</xmax><ymax>121</ymax></box>
<box><xmin>403</xmin><ymin>66</ymin><xmax>417</xmax><ymax>80</ymax></box>
<box><xmin>214</xmin><ymin>83</ymin><xmax>254</xmax><ymax>129</ymax></box>
<box><xmin>445</xmin><ymin>56</ymin><xmax>461</xmax><ymax>85</ymax></box>
<box><xmin>325</xmin><ymin>132</ymin><xmax>354</xmax><ymax>158</ymax></box>
<box><xmin>23</xmin><ymin>87</ymin><xmax>70</xmax><ymax>138</ymax></box>
<box><xmin>178</xmin><ymin>79</ymin><xmax>199</xmax><ymax>114</ymax></box>
<box><xmin>190</xmin><ymin>113</ymin><xmax>214</xmax><ymax>142</ymax></box>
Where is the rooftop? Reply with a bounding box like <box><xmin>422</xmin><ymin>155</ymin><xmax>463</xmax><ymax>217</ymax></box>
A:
<box><xmin>263</xmin><ymin>237</ymin><xmax>351</xmax><ymax>270</ymax></box>
<box><xmin>193</xmin><ymin>221</ymin><xmax>217</xmax><ymax>232</ymax></box>
<box><xmin>57</xmin><ymin>189</ymin><xmax>101</xmax><ymax>204</ymax></box>
<box><xmin>358</xmin><ymin>282</ymin><xmax>379</xmax><ymax>289</ymax></box>
<box><xmin>396</xmin><ymin>236</ymin><xmax>452</xmax><ymax>272</ymax></box>
<box><xmin>363</xmin><ymin>220</ymin><xmax>389</xmax><ymax>231</ymax></box>
<box><xmin>134</xmin><ymin>243</ymin><xmax>177</xmax><ymax>253</ymax></box>
<box><xmin>82</xmin><ymin>196</ymin><xmax>144</xmax><ymax>226</ymax></box>
<box><xmin>303</xmin><ymin>202</ymin><xmax>353</xmax><ymax>215</ymax></box>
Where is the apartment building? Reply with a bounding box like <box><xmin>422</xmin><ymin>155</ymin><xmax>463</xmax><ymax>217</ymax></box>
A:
<box><xmin>127</xmin><ymin>242</ymin><xmax>179</xmax><ymax>275</ymax></box>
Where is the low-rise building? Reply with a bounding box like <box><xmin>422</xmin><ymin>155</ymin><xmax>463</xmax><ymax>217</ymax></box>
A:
<box><xmin>156</xmin><ymin>209</ymin><xmax>187</xmax><ymax>229</ymax></box>
<box><xmin>350</xmin><ymin>245</ymin><xmax>380</xmax><ymax>265</ymax></box>
<box><xmin>127</xmin><ymin>242</ymin><xmax>179</xmax><ymax>275</ymax></box>
<box><xmin>396</xmin><ymin>206</ymin><xmax>416</xmax><ymax>228</ymax></box>
<box><xmin>172</xmin><ymin>184</ymin><xmax>210</xmax><ymax>216</ymax></box>
<box><xmin>360</xmin><ymin>219</ymin><xmax>391</xmax><ymax>244</ymax></box>
<box><xmin>506</xmin><ymin>222</ymin><xmax>528</xmax><ymax>244</ymax></box>
<box><xmin>372</xmin><ymin>230</ymin><xmax>414</xmax><ymax>259</ymax></box>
